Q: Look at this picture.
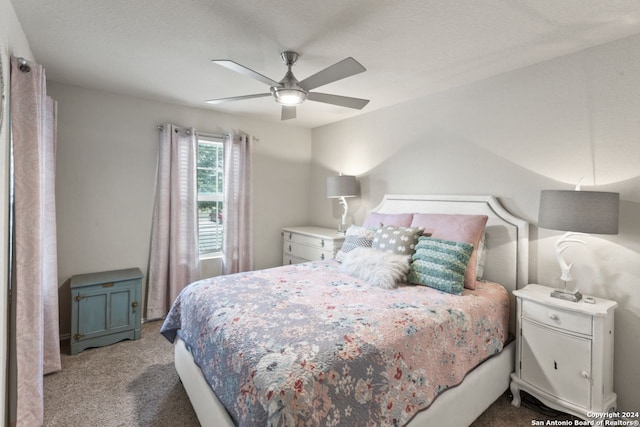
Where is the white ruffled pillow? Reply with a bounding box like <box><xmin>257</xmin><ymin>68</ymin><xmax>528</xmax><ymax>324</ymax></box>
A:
<box><xmin>341</xmin><ymin>247</ymin><xmax>410</xmax><ymax>289</ymax></box>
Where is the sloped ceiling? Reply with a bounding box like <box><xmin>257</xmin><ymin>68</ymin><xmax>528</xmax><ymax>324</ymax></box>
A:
<box><xmin>10</xmin><ymin>0</ymin><xmax>640</xmax><ymax>128</ymax></box>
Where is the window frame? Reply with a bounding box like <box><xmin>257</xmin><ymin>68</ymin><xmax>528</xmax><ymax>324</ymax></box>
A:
<box><xmin>197</xmin><ymin>135</ymin><xmax>224</xmax><ymax>258</ymax></box>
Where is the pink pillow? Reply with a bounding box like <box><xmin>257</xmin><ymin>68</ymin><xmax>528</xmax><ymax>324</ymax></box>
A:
<box><xmin>363</xmin><ymin>212</ymin><xmax>414</xmax><ymax>227</ymax></box>
<box><xmin>410</xmin><ymin>213</ymin><xmax>488</xmax><ymax>290</ymax></box>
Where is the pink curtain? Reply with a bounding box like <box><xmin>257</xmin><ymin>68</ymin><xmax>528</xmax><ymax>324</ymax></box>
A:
<box><xmin>222</xmin><ymin>134</ymin><xmax>254</xmax><ymax>274</ymax></box>
<box><xmin>146</xmin><ymin>124</ymin><xmax>200</xmax><ymax>319</ymax></box>
<box><xmin>10</xmin><ymin>57</ymin><xmax>61</xmax><ymax>426</ymax></box>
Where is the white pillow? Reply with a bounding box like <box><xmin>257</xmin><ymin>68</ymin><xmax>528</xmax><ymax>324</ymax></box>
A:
<box><xmin>341</xmin><ymin>247</ymin><xmax>410</xmax><ymax>289</ymax></box>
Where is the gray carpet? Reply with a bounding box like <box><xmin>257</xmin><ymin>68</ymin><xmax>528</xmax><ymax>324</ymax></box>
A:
<box><xmin>44</xmin><ymin>321</ymin><xmax>199</xmax><ymax>426</ymax></box>
<box><xmin>44</xmin><ymin>320</ymin><xmax>574</xmax><ymax>426</ymax></box>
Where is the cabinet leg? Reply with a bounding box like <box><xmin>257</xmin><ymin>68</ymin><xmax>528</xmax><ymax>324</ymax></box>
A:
<box><xmin>510</xmin><ymin>381</ymin><xmax>521</xmax><ymax>408</ymax></box>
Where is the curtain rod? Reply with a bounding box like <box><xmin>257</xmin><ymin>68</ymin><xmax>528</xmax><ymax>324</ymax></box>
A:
<box><xmin>156</xmin><ymin>125</ymin><xmax>225</xmax><ymax>139</ymax></box>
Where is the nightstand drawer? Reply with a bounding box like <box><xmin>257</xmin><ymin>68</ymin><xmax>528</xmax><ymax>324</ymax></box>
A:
<box><xmin>522</xmin><ymin>300</ymin><xmax>592</xmax><ymax>336</ymax></box>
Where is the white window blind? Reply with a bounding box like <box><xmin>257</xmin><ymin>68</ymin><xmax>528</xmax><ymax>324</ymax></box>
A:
<box><xmin>197</xmin><ymin>136</ymin><xmax>224</xmax><ymax>255</ymax></box>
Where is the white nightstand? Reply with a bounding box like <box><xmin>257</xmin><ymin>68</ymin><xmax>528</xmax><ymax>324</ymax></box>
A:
<box><xmin>282</xmin><ymin>226</ymin><xmax>345</xmax><ymax>265</ymax></box>
<box><xmin>510</xmin><ymin>284</ymin><xmax>617</xmax><ymax>421</ymax></box>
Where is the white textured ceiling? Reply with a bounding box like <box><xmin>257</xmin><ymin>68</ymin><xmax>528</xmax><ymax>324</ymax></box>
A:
<box><xmin>10</xmin><ymin>0</ymin><xmax>640</xmax><ymax>128</ymax></box>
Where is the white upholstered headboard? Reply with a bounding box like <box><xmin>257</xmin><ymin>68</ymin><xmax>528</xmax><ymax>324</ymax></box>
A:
<box><xmin>371</xmin><ymin>194</ymin><xmax>529</xmax><ymax>333</ymax></box>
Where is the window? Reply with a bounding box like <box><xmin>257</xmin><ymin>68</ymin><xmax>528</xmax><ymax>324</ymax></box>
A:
<box><xmin>197</xmin><ymin>137</ymin><xmax>224</xmax><ymax>255</ymax></box>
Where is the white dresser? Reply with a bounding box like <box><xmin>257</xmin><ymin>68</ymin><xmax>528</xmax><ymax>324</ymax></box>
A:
<box><xmin>282</xmin><ymin>226</ymin><xmax>345</xmax><ymax>265</ymax></box>
<box><xmin>510</xmin><ymin>284</ymin><xmax>617</xmax><ymax>421</ymax></box>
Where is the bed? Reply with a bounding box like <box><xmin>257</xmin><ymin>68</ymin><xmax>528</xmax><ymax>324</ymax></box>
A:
<box><xmin>161</xmin><ymin>194</ymin><xmax>529</xmax><ymax>426</ymax></box>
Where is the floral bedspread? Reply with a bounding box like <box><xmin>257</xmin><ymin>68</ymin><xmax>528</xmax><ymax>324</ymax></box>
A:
<box><xmin>161</xmin><ymin>260</ymin><xmax>509</xmax><ymax>427</ymax></box>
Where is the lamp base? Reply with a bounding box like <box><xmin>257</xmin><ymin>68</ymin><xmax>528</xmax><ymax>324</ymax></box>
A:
<box><xmin>550</xmin><ymin>289</ymin><xmax>583</xmax><ymax>302</ymax></box>
<box><xmin>337</xmin><ymin>223</ymin><xmax>348</xmax><ymax>234</ymax></box>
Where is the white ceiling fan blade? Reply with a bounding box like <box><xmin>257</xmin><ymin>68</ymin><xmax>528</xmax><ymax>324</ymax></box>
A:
<box><xmin>299</xmin><ymin>57</ymin><xmax>366</xmax><ymax>91</ymax></box>
<box><xmin>212</xmin><ymin>60</ymin><xmax>281</xmax><ymax>87</ymax></box>
<box><xmin>205</xmin><ymin>93</ymin><xmax>271</xmax><ymax>104</ymax></box>
<box><xmin>307</xmin><ymin>92</ymin><xmax>370</xmax><ymax>109</ymax></box>
<box><xmin>281</xmin><ymin>105</ymin><xmax>296</xmax><ymax>120</ymax></box>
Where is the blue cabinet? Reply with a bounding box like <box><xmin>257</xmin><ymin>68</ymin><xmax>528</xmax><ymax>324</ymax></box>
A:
<box><xmin>70</xmin><ymin>267</ymin><xmax>143</xmax><ymax>355</ymax></box>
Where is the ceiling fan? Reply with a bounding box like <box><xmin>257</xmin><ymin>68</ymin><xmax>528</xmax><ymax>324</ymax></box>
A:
<box><xmin>206</xmin><ymin>51</ymin><xmax>370</xmax><ymax>120</ymax></box>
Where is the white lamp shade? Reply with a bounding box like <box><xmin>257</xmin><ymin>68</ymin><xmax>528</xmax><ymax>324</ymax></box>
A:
<box><xmin>326</xmin><ymin>175</ymin><xmax>358</xmax><ymax>198</ymax></box>
<box><xmin>538</xmin><ymin>190</ymin><xmax>619</xmax><ymax>235</ymax></box>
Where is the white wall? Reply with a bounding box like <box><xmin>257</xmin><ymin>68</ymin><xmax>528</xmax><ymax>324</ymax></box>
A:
<box><xmin>311</xmin><ymin>34</ymin><xmax>640</xmax><ymax>412</ymax></box>
<box><xmin>0</xmin><ymin>0</ymin><xmax>35</xmax><ymax>422</ymax></box>
<box><xmin>48</xmin><ymin>82</ymin><xmax>312</xmax><ymax>334</ymax></box>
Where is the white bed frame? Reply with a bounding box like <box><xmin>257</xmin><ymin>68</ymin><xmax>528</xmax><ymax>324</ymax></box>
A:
<box><xmin>173</xmin><ymin>194</ymin><xmax>529</xmax><ymax>427</ymax></box>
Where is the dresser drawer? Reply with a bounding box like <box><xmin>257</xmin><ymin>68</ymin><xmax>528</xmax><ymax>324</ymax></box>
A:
<box><xmin>283</xmin><ymin>254</ymin><xmax>307</xmax><ymax>265</ymax></box>
<box><xmin>284</xmin><ymin>241</ymin><xmax>333</xmax><ymax>261</ymax></box>
<box><xmin>283</xmin><ymin>231</ymin><xmax>340</xmax><ymax>252</ymax></box>
<box><xmin>522</xmin><ymin>300</ymin><xmax>592</xmax><ymax>336</ymax></box>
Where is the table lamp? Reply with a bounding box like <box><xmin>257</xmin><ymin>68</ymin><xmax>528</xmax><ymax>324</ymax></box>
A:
<box><xmin>326</xmin><ymin>174</ymin><xmax>358</xmax><ymax>233</ymax></box>
<box><xmin>538</xmin><ymin>189</ymin><xmax>619</xmax><ymax>302</ymax></box>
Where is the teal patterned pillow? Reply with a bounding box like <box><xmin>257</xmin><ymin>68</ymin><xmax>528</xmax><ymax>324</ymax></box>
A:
<box><xmin>408</xmin><ymin>236</ymin><xmax>474</xmax><ymax>295</ymax></box>
<box><xmin>372</xmin><ymin>225</ymin><xmax>424</xmax><ymax>256</ymax></box>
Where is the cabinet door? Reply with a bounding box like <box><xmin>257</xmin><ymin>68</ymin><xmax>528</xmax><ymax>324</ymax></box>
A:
<box><xmin>521</xmin><ymin>319</ymin><xmax>591</xmax><ymax>408</ymax></box>
<box><xmin>75</xmin><ymin>284</ymin><xmax>135</xmax><ymax>339</ymax></box>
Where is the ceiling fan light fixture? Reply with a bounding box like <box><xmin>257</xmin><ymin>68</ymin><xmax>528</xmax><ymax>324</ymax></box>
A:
<box><xmin>271</xmin><ymin>87</ymin><xmax>307</xmax><ymax>106</ymax></box>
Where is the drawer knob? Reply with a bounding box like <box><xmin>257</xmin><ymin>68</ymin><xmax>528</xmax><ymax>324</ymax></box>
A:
<box><xmin>288</xmin><ymin>245</ymin><xmax>292</xmax><ymax>252</ymax></box>
<box><xmin>581</xmin><ymin>371</ymin><xmax>590</xmax><ymax>380</ymax></box>
<box><xmin>548</xmin><ymin>313</ymin><xmax>560</xmax><ymax>321</ymax></box>
<box><xmin>320</xmin><ymin>240</ymin><xmax>325</xmax><ymax>247</ymax></box>
<box><xmin>320</xmin><ymin>253</ymin><xmax>325</xmax><ymax>260</ymax></box>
